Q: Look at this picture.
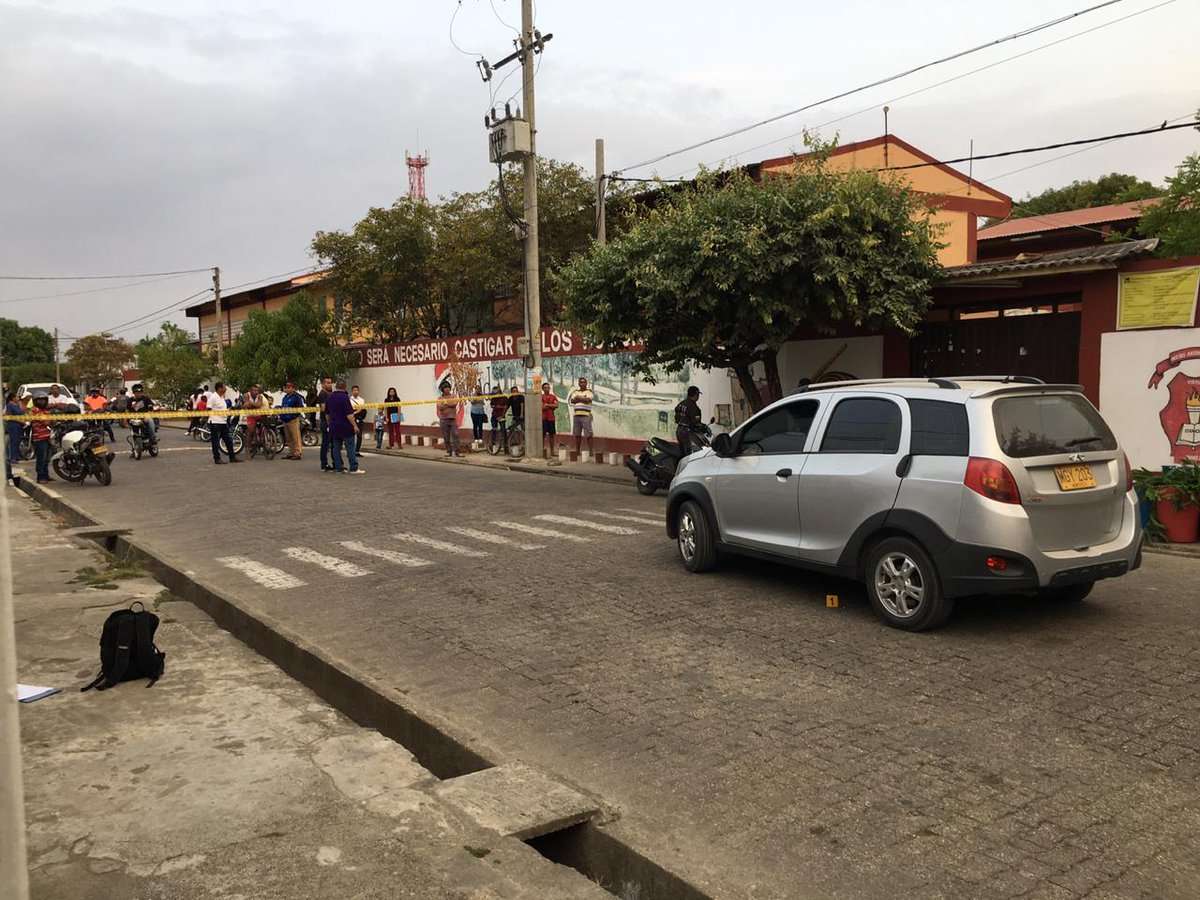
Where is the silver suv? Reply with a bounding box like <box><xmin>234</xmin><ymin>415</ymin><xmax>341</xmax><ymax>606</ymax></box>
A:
<box><xmin>666</xmin><ymin>377</ymin><xmax>1142</xmax><ymax>630</ymax></box>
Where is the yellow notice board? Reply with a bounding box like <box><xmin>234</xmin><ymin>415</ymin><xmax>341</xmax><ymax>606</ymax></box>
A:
<box><xmin>1117</xmin><ymin>266</ymin><xmax>1200</xmax><ymax>330</ymax></box>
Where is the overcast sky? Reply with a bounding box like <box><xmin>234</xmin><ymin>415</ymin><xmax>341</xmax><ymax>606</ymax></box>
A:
<box><xmin>1</xmin><ymin>0</ymin><xmax>1197</xmax><ymax>347</ymax></box>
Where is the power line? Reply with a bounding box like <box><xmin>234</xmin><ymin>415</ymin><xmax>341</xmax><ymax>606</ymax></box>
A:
<box><xmin>449</xmin><ymin>0</ymin><xmax>483</xmax><ymax>58</ymax></box>
<box><xmin>0</xmin><ymin>267</ymin><xmax>211</xmax><ymax>281</ymax></box>
<box><xmin>102</xmin><ymin>289</ymin><xmax>213</xmax><ymax>337</ymax></box>
<box><xmin>489</xmin><ymin>0</ymin><xmax>520</xmax><ymax>34</ymax></box>
<box><xmin>607</xmin><ymin>119</ymin><xmax>1196</xmax><ymax>186</ymax></box>
<box><xmin>663</xmin><ymin>0</ymin><xmax>1177</xmax><ymax>181</ymax></box>
<box><xmin>0</xmin><ymin>272</ymin><xmax>197</xmax><ymax>305</ymax></box>
<box><xmin>612</xmin><ymin>0</ymin><xmax>1130</xmax><ymax>176</ymax></box>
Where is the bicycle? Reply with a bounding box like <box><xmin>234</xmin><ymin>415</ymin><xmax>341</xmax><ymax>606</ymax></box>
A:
<box><xmin>487</xmin><ymin>418</ymin><xmax>525</xmax><ymax>460</ymax></box>
<box><xmin>192</xmin><ymin>416</ymin><xmax>245</xmax><ymax>455</ymax></box>
<box><xmin>247</xmin><ymin>415</ymin><xmax>281</xmax><ymax>460</ymax></box>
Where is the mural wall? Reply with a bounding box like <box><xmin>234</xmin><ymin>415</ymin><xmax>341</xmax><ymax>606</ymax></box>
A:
<box><xmin>1099</xmin><ymin>328</ymin><xmax>1200</xmax><ymax>469</ymax></box>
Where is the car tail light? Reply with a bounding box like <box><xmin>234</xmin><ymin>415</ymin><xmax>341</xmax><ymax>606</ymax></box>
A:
<box><xmin>1123</xmin><ymin>452</ymin><xmax>1133</xmax><ymax>492</ymax></box>
<box><xmin>965</xmin><ymin>457</ymin><xmax>1021</xmax><ymax>504</ymax></box>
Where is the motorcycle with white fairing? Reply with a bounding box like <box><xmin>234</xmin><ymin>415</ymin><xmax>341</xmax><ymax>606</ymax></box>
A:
<box><xmin>52</xmin><ymin>423</ymin><xmax>115</xmax><ymax>486</ymax></box>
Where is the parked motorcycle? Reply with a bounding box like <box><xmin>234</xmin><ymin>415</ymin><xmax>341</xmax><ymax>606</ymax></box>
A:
<box><xmin>52</xmin><ymin>423</ymin><xmax>114</xmax><ymax>486</ymax></box>
<box><xmin>127</xmin><ymin>418</ymin><xmax>159</xmax><ymax>460</ymax></box>
<box><xmin>625</xmin><ymin>426</ymin><xmax>711</xmax><ymax>495</ymax></box>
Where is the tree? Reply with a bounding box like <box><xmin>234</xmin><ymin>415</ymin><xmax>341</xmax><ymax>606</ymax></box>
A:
<box><xmin>65</xmin><ymin>333</ymin><xmax>133</xmax><ymax>389</ymax></box>
<box><xmin>136</xmin><ymin>322</ymin><xmax>213</xmax><ymax>407</ymax></box>
<box><xmin>996</xmin><ymin>172</ymin><xmax>1164</xmax><ymax>223</ymax></box>
<box><xmin>312</xmin><ymin>159</ymin><xmax>600</xmax><ymax>342</ymax></box>
<box><xmin>0</xmin><ymin>318</ymin><xmax>54</xmax><ymax>365</ymax></box>
<box><xmin>554</xmin><ymin>160</ymin><xmax>942</xmax><ymax>412</ymax></box>
<box><xmin>223</xmin><ymin>293</ymin><xmax>346</xmax><ymax>391</ymax></box>
<box><xmin>1139</xmin><ymin>152</ymin><xmax>1200</xmax><ymax>257</ymax></box>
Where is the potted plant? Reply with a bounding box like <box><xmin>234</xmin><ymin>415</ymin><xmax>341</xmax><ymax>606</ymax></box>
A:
<box><xmin>1148</xmin><ymin>461</ymin><xmax>1200</xmax><ymax>543</ymax></box>
<box><xmin>1132</xmin><ymin>468</ymin><xmax>1166</xmax><ymax>543</ymax></box>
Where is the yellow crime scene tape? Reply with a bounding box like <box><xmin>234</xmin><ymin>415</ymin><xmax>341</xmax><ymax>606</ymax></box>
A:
<box><xmin>1</xmin><ymin>393</ymin><xmax>535</xmax><ymax>423</ymax></box>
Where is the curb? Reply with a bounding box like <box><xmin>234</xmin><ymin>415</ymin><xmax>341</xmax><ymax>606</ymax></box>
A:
<box><xmin>16</xmin><ymin>478</ymin><xmax>711</xmax><ymax>900</ymax></box>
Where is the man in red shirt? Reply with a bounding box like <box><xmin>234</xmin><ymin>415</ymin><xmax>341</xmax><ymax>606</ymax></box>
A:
<box><xmin>29</xmin><ymin>395</ymin><xmax>52</xmax><ymax>483</ymax></box>
<box><xmin>540</xmin><ymin>382</ymin><xmax>558</xmax><ymax>458</ymax></box>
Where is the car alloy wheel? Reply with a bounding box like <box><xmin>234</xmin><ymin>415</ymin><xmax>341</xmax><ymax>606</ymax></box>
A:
<box><xmin>874</xmin><ymin>551</ymin><xmax>925</xmax><ymax>619</ymax></box>
<box><xmin>678</xmin><ymin>509</ymin><xmax>697</xmax><ymax>563</ymax></box>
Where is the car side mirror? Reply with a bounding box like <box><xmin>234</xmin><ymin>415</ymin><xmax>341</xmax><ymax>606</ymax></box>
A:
<box><xmin>711</xmin><ymin>432</ymin><xmax>733</xmax><ymax>458</ymax></box>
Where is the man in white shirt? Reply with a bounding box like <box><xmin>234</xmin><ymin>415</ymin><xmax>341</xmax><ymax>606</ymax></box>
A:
<box><xmin>349</xmin><ymin>385</ymin><xmax>368</xmax><ymax>454</ymax></box>
<box><xmin>207</xmin><ymin>382</ymin><xmax>240</xmax><ymax>465</ymax></box>
<box><xmin>46</xmin><ymin>385</ymin><xmax>74</xmax><ymax>411</ymax></box>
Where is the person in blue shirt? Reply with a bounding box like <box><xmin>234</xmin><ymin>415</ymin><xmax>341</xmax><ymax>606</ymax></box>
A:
<box><xmin>279</xmin><ymin>380</ymin><xmax>306</xmax><ymax>460</ymax></box>
<box><xmin>5</xmin><ymin>392</ymin><xmax>25</xmax><ymax>465</ymax></box>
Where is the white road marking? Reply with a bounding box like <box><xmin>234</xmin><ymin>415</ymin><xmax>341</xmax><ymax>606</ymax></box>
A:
<box><xmin>281</xmin><ymin>547</ymin><xmax>372</xmax><ymax>578</ymax></box>
<box><xmin>534</xmin><ymin>514</ymin><xmax>641</xmax><ymax>535</ymax></box>
<box><xmin>217</xmin><ymin>556</ymin><xmax>306</xmax><ymax>590</ymax></box>
<box><xmin>616</xmin><ymin>507</ymin><xmax>664</xmax><ymax>516</ymax></box>
<box><xmin>391</xmin><ymin>532</ymin><xmax>490</xmax><ymax>558</ymax></box>
<box><xmin>583</xmin><ymin>509</ymin><xmax>662</xmax><ymax>526</ymax></box>
<box><xmin>339</xmin><ymin>541</ymin><xmax>432</xmax><ymax>568</ymax></box>
<box><xmin>492</xmin><ymin>521</ymin><xmax>588</xmax><ymax>543</ymax></box>
<box><xmin>445</xmin><ymin>526</ymin><xmax>544</xmax><ymax>550</ymax></box>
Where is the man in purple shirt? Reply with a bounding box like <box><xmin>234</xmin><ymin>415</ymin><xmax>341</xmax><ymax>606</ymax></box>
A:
<box><xmin>324</xmin><ymin>380</ymin><xmax>365</xmax><ymax>474</ymax></box>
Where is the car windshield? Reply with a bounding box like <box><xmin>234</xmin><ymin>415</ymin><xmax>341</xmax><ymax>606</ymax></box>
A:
<box><xmin>993</xmin><ymin>394</ymin><xmax>1116</xmax><ymax>458</ymax></box>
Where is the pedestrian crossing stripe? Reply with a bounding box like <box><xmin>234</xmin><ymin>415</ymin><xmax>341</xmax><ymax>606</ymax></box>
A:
<box><xmin>444</xmin><ymin>526</ymin><xmax>544</xmax><ymax>550</ymax></box>
<box><xmin>583</xmin><ymin>510</ymin><xmax>662</xmax><ymax>526</ymax></box>
<box><xmin>282</xmin><ymin>547</ymin><xmax>372</xmax><ymax>578</ymax></box>
<box><xmin>491</xmin><ymin>521</ymin><xmax>589</xmax><ymax>543</ymax></box>
<box><xmin>338</xmin><ymin>541</ymin><xmax>432</xmax><ymax>568</ymax></box>
<box><xmin>391</xmin><ymin>531</ymin><xmax>490</xmax><ymax>558</ymax></box>
<box><xmin>217</xmin><ymin>556</ymin><xmax>306</xmax><ymax>590</ymax></box>
<box><xmin>534</xmin><ymin>514</ymin><xmax>640</xmax><ymax>535</ymax></box>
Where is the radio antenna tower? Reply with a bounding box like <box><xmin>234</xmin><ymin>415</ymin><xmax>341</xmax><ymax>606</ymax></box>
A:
<box><xmin>406</xmin><ymin>150</ymin><xmax>429</xmax><ymax>202</ymax></box>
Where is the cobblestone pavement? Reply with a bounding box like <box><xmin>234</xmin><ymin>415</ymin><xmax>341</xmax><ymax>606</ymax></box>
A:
<box><xmin>26</xmin><ymin>429</ymin><xmax>1200</xmax><ymax>899</ymax></box>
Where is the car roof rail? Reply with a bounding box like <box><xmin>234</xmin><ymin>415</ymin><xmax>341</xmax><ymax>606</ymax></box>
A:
<box><xmin>943</xmin><ymin>374</ymin><xmax>1046</xmax><ymax>385</ymax></box>
<box><xmin>928</xmin><ymin>378</ymin><xmax>959</xmax><ymax>389</ymax></box>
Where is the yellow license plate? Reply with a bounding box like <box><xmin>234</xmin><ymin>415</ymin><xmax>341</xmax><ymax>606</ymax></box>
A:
<box><xmin>1054</xmin><ymin>464</ymin><xmax>1096</xmax><ymax>491</ymax></box>
<box><xmin>91</xmin><ymin>445</ymin><xmax>107</xmax><ymax>455</ymax></box>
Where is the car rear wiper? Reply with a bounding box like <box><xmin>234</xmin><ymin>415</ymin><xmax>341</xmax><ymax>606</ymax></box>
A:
<box><xmin>1064</xmin><ymin>436</ymin><xmax>1103</xmax><ymax>447</ymax></box>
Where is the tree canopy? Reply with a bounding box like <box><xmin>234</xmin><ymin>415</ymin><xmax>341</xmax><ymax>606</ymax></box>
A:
<box><xmin>65</xmin><ymin>333</ymin><xmax>133</xmax><ymax>389</ymax></box>
<box><xmin>0</xmin><ymin>318</ymin><xmax>55</xmax><ymax>366</ymax></box>
<box><xmin>1139</xmin><ymin>151</ymin><xmax>1200</xmax><ymax>257</ymax></box>
<box><xmin>136</xmin><ymin>322</ymin><xmax>213</xmax><ymax>406</ymax></box>
<box><xmin>997</xmin><ymin>172</ymin><xmax>1164</xmax><ymax>224</ymax></box>
<box><xmin>223</xmin><ymin>293</ymin><xmax>345</xmax><ymax>391</ymax></box>
<box><xmin>312</xmin><ymin>159</ymin><xmax>600</xmax><ymax>342</ymax></box>
<box><xmin>555</xmin><ymin>160</ymin><xmax>943</xmax><ymax>411</ymax></box>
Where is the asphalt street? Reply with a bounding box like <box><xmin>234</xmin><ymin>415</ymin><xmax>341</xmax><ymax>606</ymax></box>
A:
<box><xmin>27</xmin><ymin>427</ymin><xmax>1200</xmax><ymax>899</ymax></box>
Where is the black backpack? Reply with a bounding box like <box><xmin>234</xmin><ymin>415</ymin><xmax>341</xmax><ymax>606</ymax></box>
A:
<box><xmin>81</xmin><ymin>602</ymin><xmax>166</xmax><ymax>692</ymax></box>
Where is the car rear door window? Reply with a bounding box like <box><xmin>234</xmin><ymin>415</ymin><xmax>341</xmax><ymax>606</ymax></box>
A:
<box><xmin>738</xmin><ymin>400</ymin><xmax>819</xmax><ymax>455</ymax></box>
<box><xmin>909</xmin><ymin>399</ymin><xmax>969</xmax><ymax>456</ymax></box>
<box><xmin>993</xmin><ymin>394</ymin><xmax>1116</xmax><ymax>458</ymax></box>
<box><xmin>820</xmin><ymin>398</ymin><xmax>901</xmax><ymax>454</ymax></box>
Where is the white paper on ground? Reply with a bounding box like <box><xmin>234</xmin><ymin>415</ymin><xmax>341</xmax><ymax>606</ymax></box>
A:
<box><xmin>17</xmin><ymin>684</ymin><xmax>60</xmax><ymax>703</ymax></box>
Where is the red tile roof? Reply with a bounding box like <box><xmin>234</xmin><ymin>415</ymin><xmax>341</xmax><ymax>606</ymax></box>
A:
<box><xmin>977</xmin><ymin>199</ymin><xmax>1159</xmax><ymax>240</ymax></box>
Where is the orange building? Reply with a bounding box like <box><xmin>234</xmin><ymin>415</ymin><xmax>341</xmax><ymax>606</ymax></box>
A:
<box><xmin>185</xmin><ymin>271</ymin><xmax>334</xmax><ymax>352</ymax></box>
<box><xmin>755</xmin><ymin>134</ymin><xmax>1012</xmax><ymax>266</ymax></box>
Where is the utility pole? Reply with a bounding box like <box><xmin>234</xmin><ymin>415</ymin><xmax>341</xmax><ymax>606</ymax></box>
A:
<box><xmin>0</xmin><ymin>345</ymin><xmax>31</xmax><ymax>900</ymax></box>
<box><xmin>212</xmin><ymin>267</ymin><xmax>223</xmax><ymax>370</ymax></box>
<box><xmin>53</xmin><ymin>328</ymin><xmax>60</xmax><ymax>384</ymax></box>
<box><xmin>520</xmin><ymin>0</ymin><xmax>542</xmax><ymax>459</ymax></box>
<box><xmin>595</xmin><ymin>138</ymin><xmax>606</xmax><ymax>245</ymax></box>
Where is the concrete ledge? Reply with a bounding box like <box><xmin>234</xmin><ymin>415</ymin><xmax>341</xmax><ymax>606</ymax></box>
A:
<box><xmin>368</xmin><ymin>446</ymin><xmax>633</xmax><ymax>487</ymax></box>
<box><xmin>433</xmin><ymin>763</ymin><xmax>599</xmax><ymax>841</ymax></box>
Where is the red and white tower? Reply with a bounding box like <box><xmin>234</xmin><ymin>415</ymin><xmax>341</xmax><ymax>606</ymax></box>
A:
<box><xmin>406</xmin><ymin>150</ymin><xmax>429</xmax><ymax>202</ymax></box>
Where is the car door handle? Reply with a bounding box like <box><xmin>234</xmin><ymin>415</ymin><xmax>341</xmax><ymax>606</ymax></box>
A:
<box><xmin>775</xmin><ymin>468</ymin><xmax>793</xmax><ymax>479</ymax></box>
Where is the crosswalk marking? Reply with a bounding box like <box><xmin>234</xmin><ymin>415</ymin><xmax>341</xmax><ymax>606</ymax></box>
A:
<box><xmin>584</xmin><ymin>509</ymin><xmax>662</xmax><ymax>527</ymax></box>
<box><xmin>282</xmin><ymin>547</ymin><xmax>372</xmax><ymax>578</ymax></box>
<box><xmin>492</xmin><ymin>521</ymin><xmax>589</xmax><ymax>543</ymax></box>
<box><xmin>392</xmin><ymin>532</ymin><xmax>490</xmax><ymax>558</ymax></box>
<box><xmin>616</xmin><ymin>507</ymin><xmax>664</xmax><ymax>516</ymax></box>
<box><xmin>445</xmin><ymin>526</ymin><xmax>544</xmax><ymax>550</ymax></box>
<box><xmin>217</xmin><ymin>556</ymin><xmax>306</xmax><ymax>590</ymax></box>
<box><xmin>339</xmin><ymin>541</ymin><xmax>432</xmax><ymax>568</ymax></box>
<box><xmin>534</xmin><ymin>514</ymin><xmax>641</xmax><ymax>535</ymax></box>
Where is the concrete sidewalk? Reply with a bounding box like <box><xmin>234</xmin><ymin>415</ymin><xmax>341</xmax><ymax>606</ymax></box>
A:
<box><xmin>10</xmin><ymin>488</ymin><xmax>610</xmax><ymax>900</ymax></box>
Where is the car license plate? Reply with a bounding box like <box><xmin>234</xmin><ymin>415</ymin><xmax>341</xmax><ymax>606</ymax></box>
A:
<box><xmin>91</xmin><ymin>445</ymin><xmax>107</xmax><ymax>455</ymax></box>
<box><xmin>1054</xmin><ymin>463</ymin><xmax>1095</xmax><ymax>491</ymax></box>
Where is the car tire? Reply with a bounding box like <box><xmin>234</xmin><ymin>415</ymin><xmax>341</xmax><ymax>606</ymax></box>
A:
<box><xmin>1040</xmin><ymin>582</ymin><xmax>1093</xmax><ymax>603</ymax></box>
<box><xmin>864</xmin><ymin>536</ymin><xmax>953</xmax><ymax>631</ymax></box>
<box><xmin>676</xmin><ymin>500</ymin><xmax>717</xmax><ymax>573</ymax></box>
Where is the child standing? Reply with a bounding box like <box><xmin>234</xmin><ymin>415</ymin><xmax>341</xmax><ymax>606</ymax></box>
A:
<box><xmin>374</xmin><ymin>409</ymin><xmax>386</xmax><ymax>449</ymax></box>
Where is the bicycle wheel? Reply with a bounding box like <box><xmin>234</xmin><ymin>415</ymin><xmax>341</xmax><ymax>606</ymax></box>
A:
<box><xmin>232</xmin><ymin>428</ymin><xmax>245</xmax><ymax>455</ymax></box>
<box><xmin>506</xmin><ymin>427</ymin><xmax>524</xmax><ymax>460</ymax></box>
<box><xmin>302</xmin><ymin>427</ymin><xmax>318</xmax><ymax>447</ymax></box>
<box><xmin>263</xmin><ymin>427</ymin><xmax>280</xmax><ymax>459</ymax></box>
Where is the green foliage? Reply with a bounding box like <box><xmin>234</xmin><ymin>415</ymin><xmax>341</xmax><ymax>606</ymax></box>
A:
<box><xmin>0</xmin><ymin>318</ymin><xmax>54</xmax><ymax>365</ymax></box>
<box><xmin>1139</xmin><ymin>151</ymin><xmax>1200</xmax><ymax>257</ymax></box>
<box><xmin>7</xmin><ymin>361</ymin><xmax>75</xmax><ymax>388</ymax></box>
<box><xmin>136</xmin><ymin>322</ymin><xmax>213</xmax><ymax>407</ymax></box>
<box><xmin>554</xmin><ymin>158</ymin><xmax>942</xmax><ymax>411</ymax></box>
<box><xmin>999</xmin><ymin>172</ymin><xmax>1164</xmax><ymax>224</ymax></box>
<box><xmin>65</xmin><ymin>332</ymin><xmax>134</xmax><ymax>389</ymax></box>
<box><xmin>312</xmin><ymin>159</ymin><xmax>602</xmax><ymax>342</ymax></box>
<box><xmin>222</xmin><ymin>293</ymin><xmax>345</xmax><ymax>391</ymax></box>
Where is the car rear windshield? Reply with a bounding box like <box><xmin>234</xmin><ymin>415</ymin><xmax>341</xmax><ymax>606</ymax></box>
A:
<box><xmin>992</xmin><ymin>394</ymin><xmax>1116</xmax><ymax>458</ymax></box>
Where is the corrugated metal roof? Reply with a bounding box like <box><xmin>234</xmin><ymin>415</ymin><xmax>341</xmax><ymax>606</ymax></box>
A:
<box><xmin>977</xmin><ymin>199</ymin><xmax>1159</xmax><ymax>240</ymax></box>
<box><xmin>942</xmin><ymin>238</ymin><xmax>1159</xmax><ymax>281</ymax></box>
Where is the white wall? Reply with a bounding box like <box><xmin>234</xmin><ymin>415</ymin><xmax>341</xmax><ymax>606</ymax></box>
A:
<box><xmin>777</xmin><ymin>336</ymin><xmax>884</xmax><ymax>389</ymax></box>
<box><xmin>1099</xmin><ymin>328</ymin><xmax>1200</xmax><ymax>469</ymax></box>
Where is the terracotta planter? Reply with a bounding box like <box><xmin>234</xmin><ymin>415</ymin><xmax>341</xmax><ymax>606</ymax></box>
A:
<box><xmin>1156</xmin><ymin>488</ymin><xmax>1200</xmax><ymax>543</ymax></box>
